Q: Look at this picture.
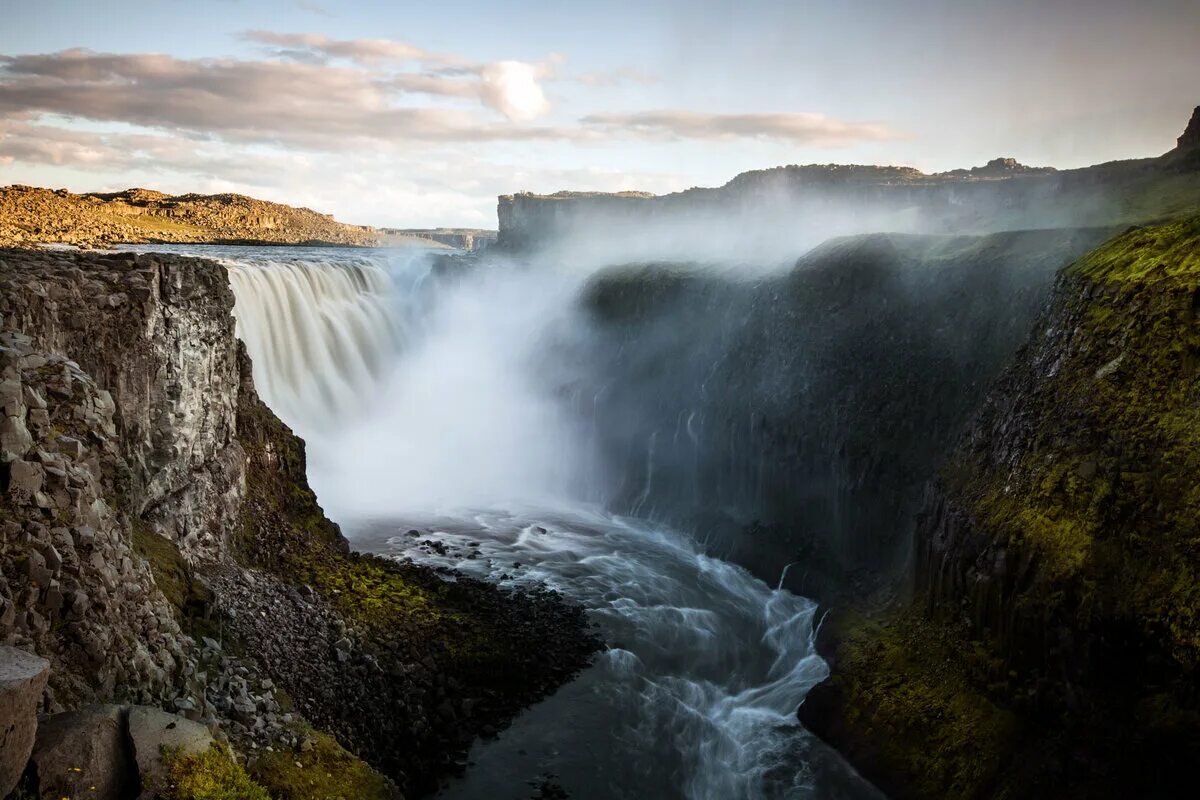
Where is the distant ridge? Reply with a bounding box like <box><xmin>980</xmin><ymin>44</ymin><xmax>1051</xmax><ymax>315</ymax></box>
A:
<box><xmin>0</xmin><ymin>185</ymin><xmax>380</xmax><ymax>248</ymax></box>
<box><xmin>497</xmin><ymin>105</ymin><xmax>1200</xmax><ymax>249</ymax></box>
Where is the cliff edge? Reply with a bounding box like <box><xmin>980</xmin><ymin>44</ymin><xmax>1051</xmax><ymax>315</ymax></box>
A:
<box><xmin>0</xmin><ymin>248</ymin><xmax>597</xmax><ymax>799</ymax></box>
<box><xmin>800</xmin><ymin>216</ymin><xmax>1200</xmax><ymax>798</ymax></box>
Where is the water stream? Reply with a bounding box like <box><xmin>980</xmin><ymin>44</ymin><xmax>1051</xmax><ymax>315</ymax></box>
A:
<box><xmin>132</xmin><ymin>243</ymin><xmax>882</xmax><ymax>799</ymax></box>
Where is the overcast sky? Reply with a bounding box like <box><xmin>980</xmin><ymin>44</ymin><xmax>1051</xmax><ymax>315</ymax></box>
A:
<box><xmin>1</xmin><ymin>0</ymin><xmax>1197</xmax><ymax>227</ymax></box>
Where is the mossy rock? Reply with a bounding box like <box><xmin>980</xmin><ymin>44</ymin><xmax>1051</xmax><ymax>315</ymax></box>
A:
<box><xmin>248</xmin><ymin>727</ymin><xmax>397</xmax><ymax>800</ymax></box>
<box><xmin>157</xmin><ymin>743</ymin><xmax>270</xmax><ymax>800</ymax></box>
<box><xmin>132</xmin><ymin>522</ymin><xmax>215</xmax><ymax>633</ymax></box>
<box><xmin>802</xmin><ymin>609</ymin><xmax>1021</xmax><ymax>800</ymax></box>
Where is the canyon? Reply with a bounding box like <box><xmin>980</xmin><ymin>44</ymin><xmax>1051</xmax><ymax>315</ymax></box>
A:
<box><xmin>0</xmin><ymin>105</ymin><xmax>1198</xmax><ymax>800</ymax></box>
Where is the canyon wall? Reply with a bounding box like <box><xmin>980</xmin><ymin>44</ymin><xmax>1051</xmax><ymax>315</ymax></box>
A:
<box><xmin>801</xmin><ymin>216</ymin><xmax>1200</xmax><ymax>799</ymax></box>
<box><xmin>572</xmin><ymin>226</ymin><xmax>1112</xmax><ymax>594</ymax></box>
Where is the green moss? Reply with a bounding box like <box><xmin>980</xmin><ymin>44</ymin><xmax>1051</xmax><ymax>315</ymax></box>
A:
<box><xmin>825</xmin><ymin>610</ymin><xmax>1020</xmax><ymax>799</ymax></box>
<box><xmin>248</xmin><ymin>726</ymin><xmax>396</xmax><ymax>800</ymax></box>
<box><xmin>132</xmin><ymin>522</ymin><xmax>215</xmax><ymax>624</ymax></box>
<box><xmin>133</xmin><ymin>523</ymin><xmax>190</xmax><ymax>612</ymax></box>
<box><xmin>158</xmin><ymin>744</ymin><xmax>270</xmax><ymax>800</ymax></box>
<box><xmin>295</xmin><ymin>551</ymin><xmax>441</xmax><ymax>630</ymax></box>
<box><xmin>1069</xmin><ymin>215</ymin><xmax>1200</xmax><ymax>281</ymax></box>
<box><xmin>948</xmin><ymin>214</ymin><xmax>1200</xmax><ymax>666</ymax></box>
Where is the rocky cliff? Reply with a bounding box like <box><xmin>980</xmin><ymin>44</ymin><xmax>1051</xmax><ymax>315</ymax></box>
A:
<box><xmin>800</xmin><ymin>216</ymin><xmax>1200</xmax><ymax>798</ymax></box>
<box><xmin>497</xmin><ymin>107</ymin><xmax>1200</xmax><ymax>252</ymax></box>
<box><xmin>0</xmin><ymin>248</ymin><xmax>596</xmax><ymax>799</ymax></box>
<box><xmin>572</xmin><ymin>226</ymin><xmax>1113</xmax><ymax>596</ymax></box>
<box><xmin>0</xmin><ymin>186</ymin><xmax>380</xmax><ymax>248</ymax></box>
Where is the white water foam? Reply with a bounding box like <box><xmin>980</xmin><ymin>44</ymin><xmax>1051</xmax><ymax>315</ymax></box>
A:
<box><xmin>225</xmin><ymin>256</ymin><xmax>406</xmax><ymax>427</ymax></box>
<box><xmin>202</xmin><ymin>244</ymin><xmax>879</xmax><ymax>799</ymax></box>
<box><xmin>353</xmin><ymin>508</ymin><xmax>879</xmax><ymax>800</ymax></box>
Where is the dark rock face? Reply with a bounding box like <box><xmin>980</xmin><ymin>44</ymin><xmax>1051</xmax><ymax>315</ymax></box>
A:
<box><xmin>1177</xmin><ymin>106</ymin><xmax>1200</xmax><ymax>151</ymax></box>
<box><xmin>570</xmin><ymin>227</ymin><xmax>1112</xmax><ymax>594</ymax></box>
<box><xmin>0</xmin><ymin>248</ymin><xmax>245</xmax><ymax>561</ymax></box>
<box><xmin>0</xmin><ymin>328</ymin><xmax>189</xmax><ymax>708</ymax></box>
<box><xmin>804</xmin><ymin>216</ymin><xmax>1200</xmax><ymax>798</ymax></box>
<box><xmin>0</xmin><ymin>645</ymin><xmax>50</xmax><ymax>798</ymax></box>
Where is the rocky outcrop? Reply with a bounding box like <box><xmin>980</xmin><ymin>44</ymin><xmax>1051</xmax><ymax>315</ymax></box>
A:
<box><xmin>0</xmin><ymin>249</ymin><xmax>245</xmax><ymax>560</ymax></box>
<box><xmin>0</xmin><ymin>186</ymin><xmax>379</xmax><ymax>248</ymax></box>
<box><xmin>801</xmin><ymin>215</ymin><xmax>1200</xmax><ymax>798</ymax></box>
<box><xmin>0</xmin><ymin>329</ymin><xmax>190</xmax><ymax>707</ymax></box>
<box><xmin>497</xmin><ymin>107</ymin><xmax>1200</xmax><ymax>251</ymax></box>
<box><xmin>0</xmin><ymin>646</ymin><xmax>49</xmax><ymax>797</ymax></box>
<box><xmin>127</xmin><ymin>705</ymin><xmax>217</xmax><ymax>798</ymax></box>
<box><xmin>0</xmin><ymin>246</ymin><xmax>598</xmax><ymax>797</ymax></box>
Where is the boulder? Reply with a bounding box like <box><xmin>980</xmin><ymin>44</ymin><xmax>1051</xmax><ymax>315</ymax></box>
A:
<box><xmin>127</xmin><ymin>706</ymin><xmax>214</xmax><ymax>798</ymax></box>
<box><xmin>30</xmin><ymin>705</ymin><xmax>133</xmax><ymax>800</ymax></box>
<box><xmin>0</xmin><ymin>645</ymin><xmax>50</xmax><ymax>798</ymax></box>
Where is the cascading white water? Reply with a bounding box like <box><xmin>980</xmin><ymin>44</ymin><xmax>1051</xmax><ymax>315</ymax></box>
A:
<box><xmin>141</xmin><ymin>243</ymin><xmax>879</xmax><ymax>799</ymax></box>
<box><xmin>351</xmin><ymin>509</ymin><xmax>880</xmax><ymax>800</ymax></box>
<box><xmin>225</xmin><ymin>256</ymin><xmax>406</xmax><ymax>428</ymax></box>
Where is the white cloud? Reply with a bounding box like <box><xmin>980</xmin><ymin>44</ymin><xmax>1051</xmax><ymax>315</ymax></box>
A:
<box><xmin>581</xmin><ymin>111</ymin><xmax>902</xmax><ymax>145</ymax></box>
<box><xmin>480</xmin><ymin>61</ymin><xmax>551</xmax><ymax>122</ymax></box>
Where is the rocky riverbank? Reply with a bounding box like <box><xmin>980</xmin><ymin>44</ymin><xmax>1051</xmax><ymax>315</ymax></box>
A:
<box><xmin>0</xmin><ymin>186</ymin><xmax>380</xmax><ymax>248</ymax></box>
<box><xmin>0</xmin><ymin>247</ymin><xmax>598</xmax><ymax>799</ymax></box>
<box><xmin>800</xmin><ymin>215</ymin><xmax>1200</xmax><ymax>798</ymax></box>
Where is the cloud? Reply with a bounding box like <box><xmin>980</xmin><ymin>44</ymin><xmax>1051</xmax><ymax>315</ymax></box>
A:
<box><xmin>241</xmin><ymin>30</ymin><xmax>444</xmax><ymax>66</ymax></box>
<box><xmin>480</xmin><ymin>61</ymin><xmax>550</xmax><ymax>122</ymax></box>
<box><xmin>581</xmin><ymin>111</ymin><xmax>902</xmax><ymax>145</ymax></box>
<box><xmin>574</xmin><ymin>68</ymin><xmax>659</xmax><ymax>87</ymax></box>
<box><xmin>0</xmin><ymin>48</ymin><xmax>568</xmax><ymax>146</ymax></box>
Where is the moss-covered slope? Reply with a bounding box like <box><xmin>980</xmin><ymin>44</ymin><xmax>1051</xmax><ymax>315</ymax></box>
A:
<box><xmin>802</xmin><ymin>216</ymin><xmax>1200</xmax><ymax>798</ymax></box>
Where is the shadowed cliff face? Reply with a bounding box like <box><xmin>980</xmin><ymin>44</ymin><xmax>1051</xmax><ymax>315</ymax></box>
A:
<box><xmin>802</xmin><ymin>216</ymin><xmax>1200</xmax><ymax>800</ymax></box>
<box><xmin>561</xmin><ymin>227</ymin><xmax>1113</xmax><ymax>594</ymax></box>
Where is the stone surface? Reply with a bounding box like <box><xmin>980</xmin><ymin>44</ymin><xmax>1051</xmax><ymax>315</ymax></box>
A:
<box><xmin>30</xmin><ymin>704</ymin><xmax>132</xmax><ymax>800</ymax></box>
<box><xmin>0</xmin><ymin>645</ymin><xmax>50</xmax><ymax>798</ymax></box>
<box><xmin>0</xmin><ymin>327</ymin><xmax>190</xmax><ymax>708</ymax></box>
<box><xmin>127</xmin><ymin>706</ymin><xmax>216</xmax><ymax>798</ymax></box>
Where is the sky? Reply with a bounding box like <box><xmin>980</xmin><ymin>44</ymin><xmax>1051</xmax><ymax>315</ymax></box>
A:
<box><xmin>0</xmin><ymin>0</ymin><xmax>1197</xmax><ymax>228</ymax></box>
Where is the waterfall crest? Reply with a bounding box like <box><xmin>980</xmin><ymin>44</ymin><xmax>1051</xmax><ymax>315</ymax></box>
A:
<box><xmin>225</xmin><ymin>257</ymin><xmax>403</xmax><ymax>428</ymax></box>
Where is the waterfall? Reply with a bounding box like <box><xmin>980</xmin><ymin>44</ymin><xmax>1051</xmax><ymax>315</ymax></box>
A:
<box><xmin>225</xmin><ymin>257</ymin><xmax>405</xmax><ymax>430</ymax></box>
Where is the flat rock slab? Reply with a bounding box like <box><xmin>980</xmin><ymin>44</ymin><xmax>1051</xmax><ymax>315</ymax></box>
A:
<box><xmin>0</xmin><ymin>645</ymin><xmax>50</xmax><ymax>798</ymax></box>
<box><xmin>127</xmin><ymin>706</ymin><xmax>215</xmax><ymax>798</ymax></box>
<box><xmin>32</xmin><ymin>705</ymin><xmax>132</xmax><ymax>800</ymax></box>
